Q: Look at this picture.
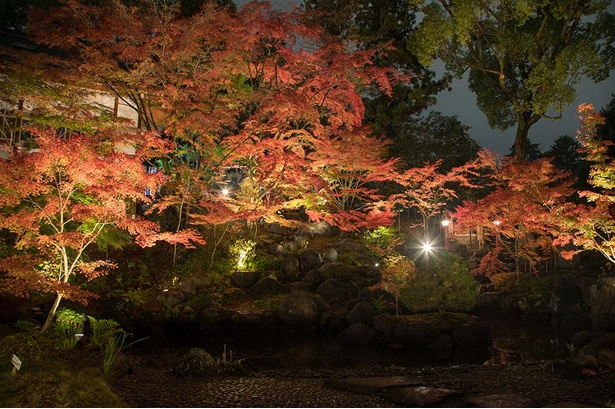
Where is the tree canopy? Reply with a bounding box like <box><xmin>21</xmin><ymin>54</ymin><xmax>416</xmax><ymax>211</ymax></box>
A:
<box><xmin>408</xmin><ymin>0</ymin><xmax>615</xmax><ymax>161</ymax></box>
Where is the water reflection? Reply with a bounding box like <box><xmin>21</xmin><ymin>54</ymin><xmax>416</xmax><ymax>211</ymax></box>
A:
<box><xmin>147</xmin><ymin>332</ymin><xmax>492</xmax><ymax>371</ymax></box>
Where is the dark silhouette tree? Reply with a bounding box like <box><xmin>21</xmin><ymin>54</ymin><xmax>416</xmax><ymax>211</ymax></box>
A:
<box><xmin>303</xmin><ymin>0</ymin><xmax>450</xmax><ymax>143</ymax></box>
<box><xmin>392</xmin><ymin>111</ymin><xmax>480</xmax><ymax>171</ymax></box>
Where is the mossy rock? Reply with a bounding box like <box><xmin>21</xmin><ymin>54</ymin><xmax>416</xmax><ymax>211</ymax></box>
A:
<box><xmin>171</xmin><ymin>348</ymin><xmax>215</xmax><ymax>376</ymax></box>
<box><xmin>391</xmin><ymin>312</ymin><xmax>478</xmax><ymax>333</ymax></box>
<box><xmin>249</xmin><ymin>277</ymin><xmax>287</xmax><ymax>297</ymax></box>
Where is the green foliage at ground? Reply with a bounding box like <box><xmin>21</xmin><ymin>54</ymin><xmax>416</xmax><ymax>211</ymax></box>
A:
<box><xmin>400</xmin><ymin>252</ymin><xmax>479</xmax><ymax>312</ymax></box>
<box><xmin>395</xmin><ymin>311</ymin><xmax>477</xmax><ymax>327</ymax></box>
<box><xmin>0</xmin><ymin>324</ymin><xmax>128</xmax><ymax>407</ymax></box>
<box><xmin>0</xmin><ymin>364</ymin><xmax>126</xmax><ymax>407</ymax></box>
<box><xmin>501</xmin><ymin>274</ymin><xmax>556</xmax><ymax>314</ymax></box>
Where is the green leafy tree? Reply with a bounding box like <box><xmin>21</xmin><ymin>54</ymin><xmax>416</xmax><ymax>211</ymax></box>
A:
<box><xmin>409</xmin><ymin>0</ymin><xmax>615</xmax><ymax>161</ymax></box>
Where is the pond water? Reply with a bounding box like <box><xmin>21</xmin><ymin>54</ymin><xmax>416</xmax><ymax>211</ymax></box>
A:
<box><xmin>134</xmin><ymin>311</ymin><xmax>567</xmax><ymax>371</ymax></box>
<box><xmin>140</xmin><ymin>331</ymin><xmax>493</xmax><ymax>371</ymax></box>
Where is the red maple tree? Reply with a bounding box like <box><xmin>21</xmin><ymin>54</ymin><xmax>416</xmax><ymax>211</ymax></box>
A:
<box><xmin>453</xmin><ymin>155</ymin><xmax>575</xmax><ymax>275</ymax></box>
<box><xmin>552</xmin><ymin>104</ymin><xmax>615</xmax><ymax>263</ymax></box>
<box><xmin>391</xmin><ymin>150</ymin><xmax>492</xmax><ymax>240</ymax></box>
<box><xmin>27</xmin><ymin>0</ymin><xmax>406</xmax><ymax>238</ymax></box>
<box><xmin>0</xmin><ymin>125</ymin><xmax>201</xmax><ymax>331</ymax></box>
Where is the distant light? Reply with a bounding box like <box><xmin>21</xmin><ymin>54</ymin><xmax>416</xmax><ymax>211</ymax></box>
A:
<box><xmin>422</xmin><ymin>242</ymin><xmax>433</xmax><ymax>253</ymax></box>
<box><xmin>375</xmin><ymin>263</ymin><xmax>380</xmax><ymax>268</ymax></box>
<box><xmin>163</xmin><ymin>289</ymin><xmax>169</xmax><ymax>292</ymax></box>
<box><xmin>441</xmin><ymin>219</ymin><xmax>451</xmax><ymax>227</ymax></box>
<box><xmin>221</xmin><ymin>187</ymin><xmax>230</xmax><ymax>196</ymax></box>
<box><xmin>493</xmin><ymin>220</ymin><xmax>501</xmax><ymax>226</ymax></box>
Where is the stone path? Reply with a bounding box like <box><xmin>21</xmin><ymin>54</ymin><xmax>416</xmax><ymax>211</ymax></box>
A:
<box><xmin>110</xmin><ymin>362</ymin><xmax>615</xmax><ymax>408</ymax></box>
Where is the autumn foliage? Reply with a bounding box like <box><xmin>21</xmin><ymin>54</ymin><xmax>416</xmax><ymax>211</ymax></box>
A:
<box><xmin>26</xmin><ymin>0</ymin><xmax>405</xmax><ymax>235</ymax></box>
<box><xmin>452</xmin><ymin>154</ymin><xmax>575</xmax><ymax>275</ymax></box>
<box><xmin>552</xmin><ymin>104</ymin><xmax>615</xmax><ymax>263</ymax></box>
<box><xmin>0</xmin><ymin>127</ymin><xmax>200</xmax><ymax>331</ymax></box>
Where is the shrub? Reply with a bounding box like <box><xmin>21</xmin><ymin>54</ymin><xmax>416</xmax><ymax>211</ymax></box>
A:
<box><xmin>363</xmin><ymin>226</ymin><xmax>404</xmax><ymax>266</ymax></box>
<box><xmin>502</xmin><ymin>274</ymin><xmax>555</xmax><ymax>313</ymax></box>
<box><xmin>229</xmin><ymin>239</ymin><xmax>256</xmax><ymax>271</ymax></box>
<box><xmin>87</xmin><ymin>316</ymin><xmax>146</xmax><ymax>377</ymax></box>
<box><xmin>52</xmin><ymin>308</ymin><xmax>86</xmax><ymax>350</ymax></box>
<box><xmin>399</xmin><ymin>252</ymin><xmax>479</xmax><ymax>312</ymax></box>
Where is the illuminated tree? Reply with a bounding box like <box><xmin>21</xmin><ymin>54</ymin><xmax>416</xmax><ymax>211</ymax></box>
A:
<box><xmin>392</xmin><ymin>151</ymin><xmax>489</xmax><ymax>237</ymax></box>
<box><xmin>0</xmin><ymin>127</ymin><xmax>201</xmax><ymax>331</ymax></box>
<box><xmin>453</xmin><ymin>156</ymin><xmax>575</xmax><ymax>275</ymax></box>
<box><xmin>553</xmin><ymin>104</ymin><xmax>615</xmax><ymax>263</ymax></box>
<box><xmin>27</xmin><ymin>0</ymin><xmax>404</xmax><ymax>236</ymax></box>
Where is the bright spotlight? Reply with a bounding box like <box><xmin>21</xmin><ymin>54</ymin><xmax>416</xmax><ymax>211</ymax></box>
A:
<box><xmin>221</xmin><ymin>187</ymin><xmax>230</xmax><ymax>196</ymax></box>
<box><xmin>422</xmin><ymin>242</ymin><xmax>433</xmax><ymax>253</ymax></box>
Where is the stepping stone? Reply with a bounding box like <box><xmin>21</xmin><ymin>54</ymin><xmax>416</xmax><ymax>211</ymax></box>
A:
<box><xmin>466</xmin><ymin>393</ymin><xmax>536</xmax><ymax>407</ymax></box>
<box><xmin>324</xmin><ymin>376</ymin><xmax>424</xmax><ymax>394</ymax></box>
<box><xmin>386</xmin><ymin>386</ymin><xmax>465</xmax><ymax>406</ymax></box>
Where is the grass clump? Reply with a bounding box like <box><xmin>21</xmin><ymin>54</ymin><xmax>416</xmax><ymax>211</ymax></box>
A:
<box><xmin>0</xmin><ymin>363</ymin><xmax>127</xmax><ymax>407</ymax></box>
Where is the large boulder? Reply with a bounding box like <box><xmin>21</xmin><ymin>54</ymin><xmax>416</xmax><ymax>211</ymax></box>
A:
<box><xmin>323</xmin><ymin>248</ymin><xmax>339</xmax><ymax>263</ymax></box>
<box><xmin>373</xmin><ymin>314</ymin><xmax>396</xmax><ymax>345</ymax></box>
<box><xmin>278</xmin><ymin>290</ymin><xmax>320</xmax><ymax>330</ymax></box>
<box><xmin>249</xmin><ymin>277</ymin><xmax>286</xmax><ymax>297</ymax></box>
<box><xmin>321</xmin><ymin>264</ymin><xmax>380</xmax><ymax>288</ymax></box>
<box><xmin>279</xmin><ymin>253</ymin><xmax>301</xmax><ymax>282</ymax></box>
<box><xmin>299</xmin><ymin>250</ymin><xmax>323</xmax><ymax>273</ymax></box>
<box><xmin>339</xmin><ymin>323</ymin><xmax>375</xmax><ymax>346</ymax></box>
<box><xmin>222</xmin><ymin>287</ymin><xmax>249</xmax><ymax>302</ymax></box>
<box><xmin>269</xmin><ymin>222</ymin><xmax>285</xmax><ymax>235</ymax></box>
<box><xmin>316</xmin><ymin>278</ymin><xmax>347</xmax><ymax>302</ymax></box>
<box><xmin>589</xmin><ymin>275</ymin><xmax>615</xmax><ymax>330</ymax></box>
<box><xmin>178</xmin><ymin>276</ymin><xmax>209</xmax><ymax>294</ymax></box>
<box><xmin>230</xmin><ymin>311</ymin><xmax>276</xmax><ymax>333</ymax></box>
<box><xmin>393</xmin><ymin>321</ymin><xmax>439</xmax><ymax>348</ymax></box>
<box><xmin>198</xmin><ymin>308</ymin><xmax>234</xmax><ymax>332</ymax></box>
<box><xmin>346</xmin><ymin>300</ymin><xmax>376</xmax><ymax>327</ymax></box>
<box><xmin>157</xmin><ymin>290</ymin><xmax>185</xmax><ymax>309</ymax></box>
<box><xmin>306</xmin><ymin>221</ymin><xmax>335</xmax><ymax>237</ymax></box>
<box><xmin>231</xmin><ymin>271</ymin><xmax>261</xmax><ymax>289</ymax></box>
<box><xmin>451</xmin><ymin>321</ymin><xmax>491</xmax><ymax>347</ymax></box>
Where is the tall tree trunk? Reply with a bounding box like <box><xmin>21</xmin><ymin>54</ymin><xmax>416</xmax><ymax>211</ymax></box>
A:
<box><xmin>513</xmin><ymin>112</ymin><xmax>542</xmax><ymax>162</ymax></box>
<box><xmin>513</xmin><ymin>120</ymin><xmax>530</xmax><ymax>162</ymax></box>
<box><xmin>41</xmin><ymin>293</ymin><xmax>63</xmax><ymax>332</ymax></box>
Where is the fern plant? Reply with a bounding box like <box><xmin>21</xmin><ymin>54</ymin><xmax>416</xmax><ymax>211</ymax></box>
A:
<box><xmin>52</xmin><ymin>308</ymin><xmax>86</xmax><ymax>350</ymax></box>
<box><xmin>87</xmin><ymin>316</ymin><xmax>147</xmax><ymax>377</ymax></box>
<box><xmin>88</xmin><ymin>316</ymin><xmax>122</xmax><ymax>348</ymax></box>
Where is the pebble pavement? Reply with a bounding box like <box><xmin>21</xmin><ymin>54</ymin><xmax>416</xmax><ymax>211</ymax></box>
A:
<box><xmin>110</xmin><ymin>363</ymin><xmax>615</xmax><ymax>407</ymax></box>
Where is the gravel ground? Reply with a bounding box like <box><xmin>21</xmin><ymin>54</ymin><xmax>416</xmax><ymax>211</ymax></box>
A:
<box><xmin>109</xmin><ymin>362</ymin><xmax>615</xmax><ymax>407</ymax></box>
